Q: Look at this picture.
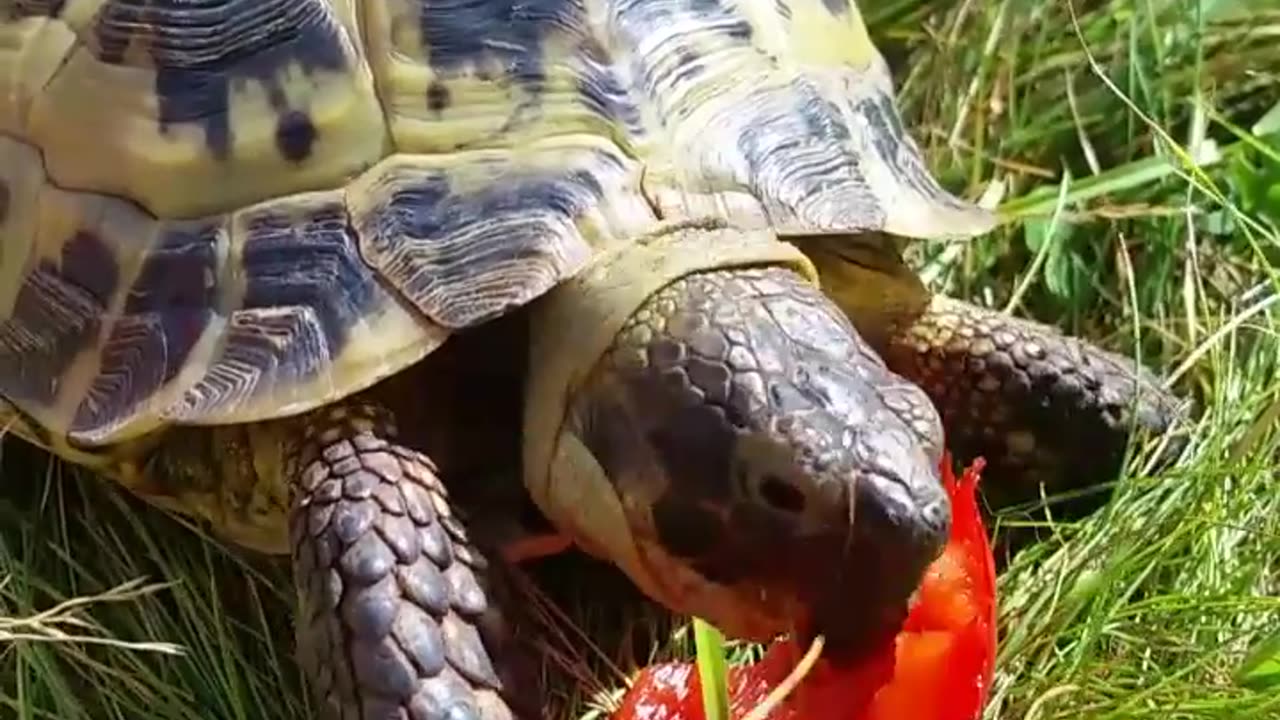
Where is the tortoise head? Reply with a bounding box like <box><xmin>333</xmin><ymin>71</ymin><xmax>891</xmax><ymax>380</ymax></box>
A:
<box><xmin>525</xmin><ymin>236</ymin><xmax>951</xmax><ymax>658</ymax></box>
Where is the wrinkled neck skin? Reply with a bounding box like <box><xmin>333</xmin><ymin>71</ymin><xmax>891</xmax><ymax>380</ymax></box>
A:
<box><xmin>142</xmin><ymin>420</ymin><xmax>292</xmax><ymax>555</ymax></box>
<box><xmin>526</xmin><ymin>230</ymin><xmax>951</xmax><ymax>659</ymax></box>
<box><xmin>796</xmin><ymin>233</ymin><xmax>931</xmax><ymax>353</ymax></box>
<box><xmin>0</xmin><ymin>391</ymin><xmax>292</xmax><ymax>555</ymax></box>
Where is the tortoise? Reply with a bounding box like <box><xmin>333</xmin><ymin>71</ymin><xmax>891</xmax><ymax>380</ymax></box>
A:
<box><xmin>0</xmin><ymin>0</ymin><xmax>1185</xmax><ymax>718</ymax></box>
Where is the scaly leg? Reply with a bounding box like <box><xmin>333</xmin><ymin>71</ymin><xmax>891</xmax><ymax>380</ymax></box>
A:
<box><xmin>286</xmin><ymin>402</ymin><xmax>533</xmax><ymax>719</ymax></box>
<box><xmin>806</xmin><ymin>238</ymin><xmax>1187</xmax><ymax>511</ymax></box>
<box><xmin>879</xmin><ymin>294</ymin><xmax>1186</xmax><ymax>508</ymax></box>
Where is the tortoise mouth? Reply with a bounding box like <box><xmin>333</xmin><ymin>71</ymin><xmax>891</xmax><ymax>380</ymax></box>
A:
<box><xmin>705</xmin><ymin>477</ymin><xmax>948</xmax><ymax>653</ymax></box>
<box><xmin>618</xmin><ymin>464</ymin><xmax>950</xmax><ymax>656</ymax></box>
<box><xmin>803</xmin><ymin>474</ymin><xmax>950</xmax><ymax>660</ymax></box>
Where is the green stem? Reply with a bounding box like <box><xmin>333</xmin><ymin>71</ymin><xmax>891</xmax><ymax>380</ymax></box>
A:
<box><xmin>693</xmin><ymin>618</ymin><xmax>731</xmax><ymax>720</ymax></box>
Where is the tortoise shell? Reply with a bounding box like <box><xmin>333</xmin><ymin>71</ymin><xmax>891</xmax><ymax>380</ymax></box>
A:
<box><xmin>0</xmin><ymin>0</ymin><xmax>991</xmax><ymax>451</ymax></box>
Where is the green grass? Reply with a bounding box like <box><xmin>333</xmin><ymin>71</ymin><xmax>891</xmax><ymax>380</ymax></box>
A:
<box><xmin>3</xmin><ymin>1</ymin><xmax>1279</xmax><ymax>718</ymax></box>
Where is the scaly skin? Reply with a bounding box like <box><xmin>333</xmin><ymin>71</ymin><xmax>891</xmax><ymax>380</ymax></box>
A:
<box><xmin>803</xmin><ymin>236</ymin><xmax>1186</xmax><ymax>510</ymax></box>
<box><xmin>285</xmin><ymin>403</ymin><xmax>532</xmax><ymax>720</ymax></box>
<box><xmin>565</xmin><ymin>266</ymin><xmax>950</xmax><ymax>658</ymax></box>
<box><xmin>879</xmin><ymin>295</ymin><xmax>1185</xmax><ymax>509</ymax></box>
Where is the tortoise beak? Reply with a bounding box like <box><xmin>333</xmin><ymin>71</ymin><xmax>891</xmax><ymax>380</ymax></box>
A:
<box><xmin>803</xmin><ymin>463</ymin><xmax>952</xmax><ymax>661</ymax></box>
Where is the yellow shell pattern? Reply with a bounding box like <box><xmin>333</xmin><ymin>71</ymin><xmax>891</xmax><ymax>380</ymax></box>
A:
<box><xmin>0</xmin><ymin>0</ymin><xmax>991</xmax><ymax>452</ymax></box>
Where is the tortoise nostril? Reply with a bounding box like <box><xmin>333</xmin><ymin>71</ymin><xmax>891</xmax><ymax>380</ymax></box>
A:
<box><xmin>759</xmin><ymin>474</ymin><xmax>806</xmax><ymax>513</ymax></box>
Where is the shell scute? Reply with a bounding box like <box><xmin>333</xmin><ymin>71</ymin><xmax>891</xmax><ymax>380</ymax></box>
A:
<box><xmin>237</xmin><ymin>203</ymin><xmax>379</xmax><ymax>350</ymax></box>
<box><xmin>1</xmin><ymin>257</ymin><xmax>103</xmax><ymax>412</ymax></box>
<box><xmin>0</xmin><ymin>3</ymin><xmax>76</xmax><ymax>136</ymax></box>
<box><xmin>361</xmin><ymin>0</ymin><xmax>644</xmax><ymax>154</ymax></box>
<box><xmin>348</xmin><ymin>139</ymin><xmax>649</xmax><ymax>330</ymax></box>
<box><xmin>0</xmin><ymin>145</ymin><xmax>156</xmax><ymax>435</ymax></box>
<box><xmin>87</xmin><ymin>0</ymin><xmax>348</xmax><ymax>155</ymax></box>
<box><xmin>160</xmin><ymin>194</ymin><xmax>442</xmax><ymax>430</ymax></box>
<box><xmin>27</xmin><ymin>0</ymin><xmax>388</xmax><ymax>219</ymax></box>
<box><xmin>1</xmin><ymin>0</ymin><xmax>1001</xmax><ymax>448</ymax></box>
<box><xmin>615</xmin><ymin>0</ymin><xmax>994</xmax><ymax>238</ymax></box>
<box><xmin>0</xmin><ymin>134</ymin><xmax>443</xmax><ymax>444</ymax></box>
<box><xmin>66</xmin><ymin>216</ymin><xmax>227</xmax><ymax>442</ymax></box>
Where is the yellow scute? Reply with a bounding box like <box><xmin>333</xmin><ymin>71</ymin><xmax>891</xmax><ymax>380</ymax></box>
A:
<box><xmin>0</xmin><ymin>13</ymin><xmax>76</xmax><ymax>136</ymax></box>
<box><xmin>24</xmin><ymin>2</ymin><xmax>389</xmax><ymax>220</ymax></box>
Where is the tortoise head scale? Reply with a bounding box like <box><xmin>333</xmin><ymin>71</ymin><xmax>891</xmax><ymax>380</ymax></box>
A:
<box><xmin>524</xmin><ymin>225</ymin><xmax>953</xmax><ymax>658</ymax></box>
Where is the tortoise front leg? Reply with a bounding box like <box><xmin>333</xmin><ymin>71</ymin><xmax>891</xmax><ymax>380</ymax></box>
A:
<box><xmin>286</xmin><ymin>402</ymin><xmax>532</xmax><ymax>720</ymax></box>
<box><xmin>876</xmin><ymin>294</ymin><xmax>1187</xmax><ymax>508</ymax></box>
<box><xmin>805</xmin><ymin>238</ymin><xmax>1187</xmax><ymax>511</ymax></box>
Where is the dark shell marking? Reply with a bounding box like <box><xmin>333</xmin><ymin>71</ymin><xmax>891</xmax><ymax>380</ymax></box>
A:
<box><xmin>371</xmin><ymin>0</ymin><xmax>646</xmax><ymax>152</ymax></box>
<box><xmin>425</xmin><ymin>81</ymin><xmax>451</xmax><ymax>113</ymax></box>
<box><xmin>1</xmin><ymin>1</ymin><xmax>66</xmax><ymax>19</ymax></box>
<box><xmin>1</xmin><ymin>0</ymin><xmax>992</xmax><ymax>446</ymax></box>
<box><xmin>88</xmin><ymin>0</ymin><xmax>347</xmax><ymax>160</ymax></box>
<box><xmin>275</xmin><ymin>111</ymin><xmax>319</xmax><ymax>163</ymax></box>
<box><xmin>10</xmin><ymin>0</ymin><xmax>984</xmax><ymax>226</ymax></box>
<box><xmin>415</xmin><ymin>0</ymin><xmax>580</xmax><ymax>88</ymax></box>
<box><xmin>0</xmin><ymin>252</ymin><xmax>105</xmax><ymax>410</ymax></box>
<box><xmin>821</xmin><ymin>0</ymin><xmax>848</xmax><ymax>15</ymax></box>
<box><xmin>0</xmin><ymin>133</ymin><xmax>641</xmax><ymax>445</ymax></box>
<box><xmin>21</xmin><ymin>0</ymin><xmax>385</xmax><ymax>219</ymax></box>
<box><xmin>351</xmin><ymin>147</ymin><xmax>630</xmax><ymax>329</ymax></box>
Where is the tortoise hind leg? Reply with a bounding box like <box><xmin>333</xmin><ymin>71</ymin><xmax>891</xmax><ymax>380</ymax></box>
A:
<box><xmin>878</xmin><ymin>294</ymin><xmax>1188</xmax><ymax>510</ymax></box>
<box><xmin>287</xmin><ymin>402</ymin><xmax>534</xmax><ymax>719</ymax></box>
